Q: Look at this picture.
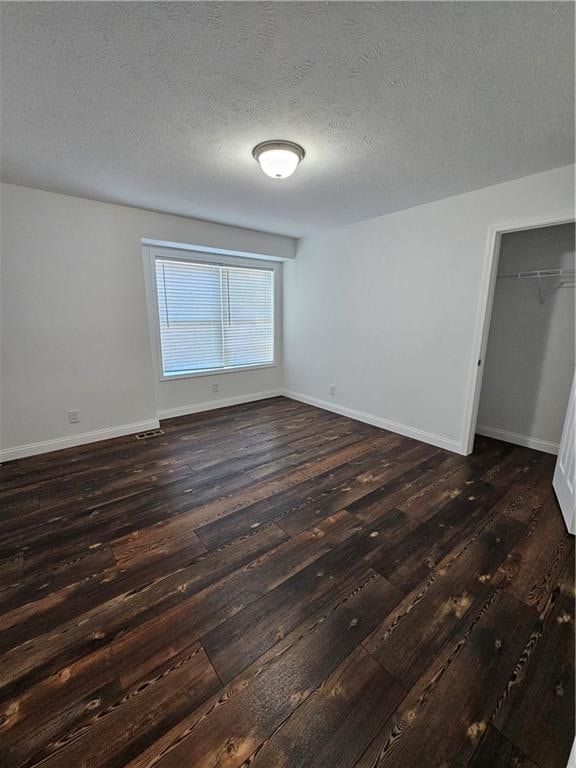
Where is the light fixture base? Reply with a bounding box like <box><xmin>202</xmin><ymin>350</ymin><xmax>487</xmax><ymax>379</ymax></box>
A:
<box><xmin>252</xmin><ymin>140</ymin><xmax>305</xmax><ymax>162</ymax></box>
<box><xmin>252</xmin><ymin>140</ymin><xmax>305</xmax><ymax>179</ymax></box>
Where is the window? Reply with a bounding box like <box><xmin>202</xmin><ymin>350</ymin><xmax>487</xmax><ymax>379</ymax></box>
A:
<box><xmin>154</xmin><ymin>255</ymin><xmax>275</xmax><ymax>377</ymax></box>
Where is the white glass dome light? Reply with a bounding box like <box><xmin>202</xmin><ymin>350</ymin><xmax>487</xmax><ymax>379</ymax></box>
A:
<box><xmin>252</xmin><ymin>140</ymin><xmax>305</xmax><ymax>180</ymax></box>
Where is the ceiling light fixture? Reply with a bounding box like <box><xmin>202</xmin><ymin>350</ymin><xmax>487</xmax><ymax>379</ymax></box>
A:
<box><xmin>252</xmin><ymin>140</ymin><xmax>305</xmax><ymax>179</ymax></box>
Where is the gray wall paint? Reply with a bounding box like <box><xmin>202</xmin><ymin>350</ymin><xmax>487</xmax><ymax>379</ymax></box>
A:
<box><xmin>0</xmin><ymin>184</ymin><xmax>294</xmax><ymax>455</ymax></box>
<box><xmin>477</xmin><ymin>223</ymin><xmax>575</xmax><ymax>448</ymax></box>
<box><xmin>283</xmin><ymin>165</ymin><xmax>574</xmax><ymax>454</ymax></box>
<box><xmin>2</xmin><ymin>167</ymin><xmax>573</xmax><ymax>459</ymax></box>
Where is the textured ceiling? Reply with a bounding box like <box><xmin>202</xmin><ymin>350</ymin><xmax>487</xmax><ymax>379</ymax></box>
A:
<box><xmin>1</xmin><ymin>2</ymin><xmax>574</xmax><ymax>237</ymax></box>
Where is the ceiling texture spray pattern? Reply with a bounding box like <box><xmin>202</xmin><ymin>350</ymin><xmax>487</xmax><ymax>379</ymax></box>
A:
<box><xmin>1</xmin><ymin>1</ymin><xmax>574</xmax><ymax>236</ymax></box>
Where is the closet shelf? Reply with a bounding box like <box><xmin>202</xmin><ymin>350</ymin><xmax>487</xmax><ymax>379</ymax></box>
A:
<box><xmin>497</xmin><ymin>268</ymin><xmax>575</xmax><ymax>306</ymax></box>
<box><xmin>497</xmin><ymin>267</ymin><xmax>575</xmax><ymax>280</ymax></box>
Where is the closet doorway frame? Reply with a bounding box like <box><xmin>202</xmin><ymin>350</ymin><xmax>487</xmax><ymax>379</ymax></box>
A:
<box><xmin>461</xmin><ymin>211</ymin><xmax>575</xmax><ymax>456</ymax></box>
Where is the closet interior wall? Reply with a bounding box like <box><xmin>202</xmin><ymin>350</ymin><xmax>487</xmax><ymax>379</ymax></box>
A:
<box><xmin>477</xmin><ymin>222</ymin><xmax>575</xmax><ymax>453</ymax></box>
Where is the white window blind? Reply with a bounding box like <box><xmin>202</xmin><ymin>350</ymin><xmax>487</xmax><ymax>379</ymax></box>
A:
<box><xmin>155</xmin><ymin>257</ymin><xmax>274</xmax><ymax>376</ymax></box>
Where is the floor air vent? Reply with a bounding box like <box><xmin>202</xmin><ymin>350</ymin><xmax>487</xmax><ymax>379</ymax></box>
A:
<box><xmin>135</xmin><ymin>429</ymin><xmax>165</xmax><ymax>440</ymax></box>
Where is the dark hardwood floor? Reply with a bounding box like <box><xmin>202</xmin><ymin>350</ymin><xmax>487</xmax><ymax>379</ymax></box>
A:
<box><xmin>0</xmin><ymin>396</ymin><xmax>573</xmax><ymax>768</ymax></box>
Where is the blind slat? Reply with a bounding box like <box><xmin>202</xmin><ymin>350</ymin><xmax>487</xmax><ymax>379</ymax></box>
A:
<box><xmin>155</xmin><ymin>258</ymin><xmax>274</xmax><ymax>375</ymax></box>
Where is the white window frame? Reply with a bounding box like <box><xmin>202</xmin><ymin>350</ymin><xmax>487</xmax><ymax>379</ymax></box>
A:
<box><xmin>143</xmin><ymin>245</ymin><xmax>282</xmax><ymax>381</ymax></box>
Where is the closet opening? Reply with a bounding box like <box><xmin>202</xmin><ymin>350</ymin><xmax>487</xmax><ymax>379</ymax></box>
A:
<box><xmin>470</xmin><ymin>219</ymin><xmax>575</xmax><ymax>530</ymax></box>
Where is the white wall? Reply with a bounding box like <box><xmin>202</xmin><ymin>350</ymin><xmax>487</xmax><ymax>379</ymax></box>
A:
<box><xmin>0</xmin><ymin>184</ymin><xmax>294</xmax><ymax>458</ymax></box>
<box><xmin>283</xmin><ymin>165</ymin><xmax>574</xmax><ymax>453</ymax></box>
<box><xmin>477</xmin><ymin>223</ymin><xmax>575</xmax><ymax>452</ymax></box>
<box><xmin>2</xmin><ymin>167</ymin><xmax>573</xmax><ymax>461</ymax></box>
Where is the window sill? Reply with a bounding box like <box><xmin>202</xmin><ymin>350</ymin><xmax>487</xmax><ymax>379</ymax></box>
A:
<box><xmin>160</xmin><ymin>362</ymin><xmax>278</xmax><ymax>382</ymax></box>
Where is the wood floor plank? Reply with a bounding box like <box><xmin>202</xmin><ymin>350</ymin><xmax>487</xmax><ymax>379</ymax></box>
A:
<box><xmin>0</xmin><ymin>522</ymin><xmax>288</xmax><ymax>696</ymax></box>
<box><xmin>480</xmin><ymin>446</ymin><xmax>542</xmax><ymax>487</ymax></box>
<box><xmin>110</xmin><ymin>516</ymin><xmax>206</xmax><ymax>569</ymax></box>
<box><xmin>0</xmin><ymin>552</ymin><xmax>23</xmax><ymax>583</ymax></box>
<box><xmin>467</xmin><ymin>724</ymin><xmax>537</xmax><ymax>768</ymax></box>
<box><xmin>109</xmin><ymin>511</ymin><xmax>362</xmax><ymax>683</ymax></box>
<box><xmin>194</xmin><ymin>433</ymin><xmax>406</xmax><ymax>547</ymax></box>
<box><xmin>162</xmin><ymin>433</ymin><xmax>392</xmax><ymax>536</ymax></box>
<box><xmin>0</xmin><ymin>645</ymin><xmax>119</xmax><ymax>768</ymax></box>
<box><xmin>248</xmin><ymin>646</ymin><xmax>404</xmax><ymax>768</ymax></box>
<box><xmin>362</xmin><ymin>514</ymin><xmax>525</xmax><ymax>687</ymax></box>
<box><xmin>371</xmin><ymin>480</ymin><xmax>506</xmax><ymax>591</ymax></box>
<box><xmin>396</xmin><ymin>460</ymin><xmax>494</xmax><ymax>519</ymax></box>
<box><xmin>0</xmin><ymin>407</ymin><xmax>347</xmax><ymax>540</ymax></box>
<box><xmin>25</xmin><ymin>643</ymin><xmax>220</xmax><ymax>768</ymax></box>
<box><xmin>188</xmin><ymin>412</ymin><xmax>352</xmax><ymax>472</ymax></box>
<box><xmin>0</xmin><ymin>462</ymin><xmax>197</xmax><ymax>539</ymax></box>
<box><xmin>279</xmin><ymin>441</ymin><xmax>452</xmax><ymax>538</ymax></box>
<box><xmin>201</xmin><ymin>515</ymin><xmax>394</xmax><ymax>683</ymax></box>
<box><xmin>491</xmin><ymin>548</ymin><xmax>575</xmax><ymax>768</ymax></box>
<box><xmin>487</xmin><ymin>453</ymin><xmax>557</xmax><ymax>525</ymax></box>
<box><xmin>354</xmin><ymin>590</ymin><xmax>537</xmax><ymax>768</ymax></box>
<box><xmin>0</xmin><ymin>398</ymin><xmax>303</xmax><ymax>483</ymax></box>
<box><xmin>343</xmin><ymin>451</ymin><xmax>453</xmax><ymax>526</ymax></box>
<box><xmin>0</xmin><ymin>546</ymin><xmax>116</xmax><ymax>617</ymax></box>
<box><xmin>0</xmin><ymin>520</ymin><xmax>250</xmax><ymax>646</ymax></box>
<box><xmin>243</xmin><ymin>427</ymin><xmax>379</xmax><ymax>481</ymax></box>
<box><xmin>503</xmin><ymin>493</ymin><xmax>572</xmax><ymax>613</ymax></box>
<box><xmin>0</xmin><ymin>399</ymin><xmax>571</xmax><ymax>768</ymax></box>
<box><xmin>124</xmin><ymin>571</ymin><xmax>402</xmax><ymax>768</ymax></box>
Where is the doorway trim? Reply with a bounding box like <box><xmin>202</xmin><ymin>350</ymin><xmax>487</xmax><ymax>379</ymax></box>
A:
<box><xmin>461</xmin><ymin>211</ymin><xmax>575</xmax><ymax>455</ymax></box>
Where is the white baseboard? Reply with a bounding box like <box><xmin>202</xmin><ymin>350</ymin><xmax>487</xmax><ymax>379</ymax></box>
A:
<box><xmin>281</xmin><ymin>390</ymin><xmax>464</xmax><ymax>454</ymax></box>
<box><xmin>1</xmin><ymin>388</ymin><xmax>470</xmax><ymax>463</ymax></box>
<box><xmin>0</xmin><ymin>419</ymin><xmax>160</xmax><ymax>463</ymax></box>
<box><xmin>476</xmin><ymin>425</ymin><xmax>559</xmax><ymax>455</ymax></box>
<box><xmin>158</xmin><ymin>390</ymin><xmax>284</xmax><ymax>420</ymax></box>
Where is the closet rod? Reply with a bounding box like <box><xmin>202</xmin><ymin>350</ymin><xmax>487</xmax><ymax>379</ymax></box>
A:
<box><xmin>497</xmin><ymin>267</ymin><xmax>575</xmax><ymax>280</ymax></box>
<box><xmin>497</xmin><ymin>267</ymin><xmax>574</xmax><ymax>306</ymax></box>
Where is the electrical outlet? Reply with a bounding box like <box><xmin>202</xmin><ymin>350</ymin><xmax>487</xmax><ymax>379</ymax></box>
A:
<box><xmin>212</xmin><ymin>382</ymin><xmax>219</xmax><ymax>393</ymax></box>
<box><xmin>68</xmin><ymin>410</ymin><xmax>80</xmax><ymax>424</ymax></box>
<box><xmin>329</xmin><ymin>384</ymin><xmax>336</xmax><ymax>396</ymax></box>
